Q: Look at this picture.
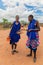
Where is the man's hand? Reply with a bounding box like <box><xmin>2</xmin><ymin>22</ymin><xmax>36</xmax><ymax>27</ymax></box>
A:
<box><xmin>27</xmin><ymin>29</ymin><xmax>32</xmax><ymax>32</ymax></box>
<box><xmin>16</xmin><ymin>31</ymin><xmax>21</xmax><ymax>34</ymax></box>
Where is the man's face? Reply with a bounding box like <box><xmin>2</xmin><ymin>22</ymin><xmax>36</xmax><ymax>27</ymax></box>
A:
<box><xmin>16</xmin><ymin>16</ymin><xmax>19</xmax><ymax>22</ymax></box>
<box><xmin>28</xmin><ymin>16</ymin><xmax>33</xmax><ymax>22</ymax></box>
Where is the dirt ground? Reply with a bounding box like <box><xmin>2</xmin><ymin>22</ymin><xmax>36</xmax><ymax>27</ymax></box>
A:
<box><xmin>0</xmin><ymin>27</ymin><xmax>43</xmax><ymax>65</ymax></box>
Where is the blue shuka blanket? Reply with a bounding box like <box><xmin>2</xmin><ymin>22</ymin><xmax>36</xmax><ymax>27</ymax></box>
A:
<box><xmin>9</xmin><ymin>21</ymin><xmax>21</xmax><ymax>44</ymax></box>
<box><xmin>27</xmin><ymin>19</ymin><xmax>37</xmax><ymax>40</ymax></box>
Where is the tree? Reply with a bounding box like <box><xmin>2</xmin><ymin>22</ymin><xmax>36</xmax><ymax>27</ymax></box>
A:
<box><xmin>3</xmin><ymin>18</ymin><xmax>8</xmax><ymax>24</ymax></box>
<box><xmin>2</xmin><ymin>18</ymin><xmax>10</xmax><ymax>28</ymax></box>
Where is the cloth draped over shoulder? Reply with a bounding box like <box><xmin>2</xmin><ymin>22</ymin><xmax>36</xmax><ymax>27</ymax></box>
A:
<box><xmin>9</xmin><ymin>21</ymin><xmax>21</xmax><ymax>43</ymax></box>
<box><xmin>27</xmin><ymin>19</ymin><xmax>37</xmax><ymax>40</ymax></box>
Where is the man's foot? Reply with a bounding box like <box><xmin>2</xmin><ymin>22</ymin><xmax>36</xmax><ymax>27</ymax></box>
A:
<box><xmin>27</xmin><ymin>54</ymin><xmax>32</xmax><ymax>57</ymax></box>
<box><xmin>13</xmin><ymin>50</ymin><xmax>18</xmax><ymax>53</ymax></box>
<box><xmin>11</xmin><ymin>50</ymin><xmax>14</xmax><ymax>55</ymax></box>
<box><xmin>33</xmin><ymin>58</ymin><xmax>36</xmax><ymax>62</ymax></box>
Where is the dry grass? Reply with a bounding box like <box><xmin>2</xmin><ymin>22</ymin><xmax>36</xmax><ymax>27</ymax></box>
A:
<box><xmin>40</xmin><ymin>23</ymin><xmax>43</xmax><ymax>27</ymax></box>
<box><xmin>0</xmin><ymin>23</ymin><xmax>43</xmax><ymax>30</ymax></box>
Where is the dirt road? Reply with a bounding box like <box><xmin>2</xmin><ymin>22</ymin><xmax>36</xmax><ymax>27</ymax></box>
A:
<box><xmin>0</xmin><ymin>27</ymin><xmax>43</xmax><ymax>65</ymax></box>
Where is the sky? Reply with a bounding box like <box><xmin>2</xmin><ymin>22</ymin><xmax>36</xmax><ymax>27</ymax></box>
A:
<box><xmin>0</xmin><ymin>0</ymin><xmax>43</xmax><ymax>23</ymax></box>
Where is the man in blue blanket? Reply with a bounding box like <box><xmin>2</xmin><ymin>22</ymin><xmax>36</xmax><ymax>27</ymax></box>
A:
<box><xmin>9</xmin><ymin>15</ymin><xmax>21</xmax><ymax>54</ymax></box>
